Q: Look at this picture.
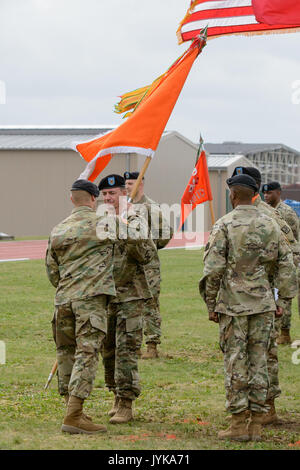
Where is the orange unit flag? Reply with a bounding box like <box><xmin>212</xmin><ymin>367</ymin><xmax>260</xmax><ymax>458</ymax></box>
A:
<box><xmin>75</xmin><ymin>34</ymin><xmax>207</xmax><ymax>182</ymax></box>
<box><xmin>179</xmin><ymin>148</ymin><xmax>212</xmax><ymax>230</ymax></box>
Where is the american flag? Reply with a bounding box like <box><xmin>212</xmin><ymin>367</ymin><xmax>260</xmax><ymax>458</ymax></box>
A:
<box><xmin>177</xmin><ymin>0</ymin><xmax>300</xmax><ymax>43</ymax></box>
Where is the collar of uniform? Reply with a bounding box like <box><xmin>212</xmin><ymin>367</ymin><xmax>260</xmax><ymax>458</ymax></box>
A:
<box><xmin>134</xmin><ymin>194</ymin><xmax>147</xmax><ymax>204</ymax></box>
<box><xmin>235</xmin><ymin>205</ymin><xmax>257</xmax><ymax>211</ymax></box>
<box><xmin>71</xmin><ymin>206</ymin><xmax>94</xmax><ymax>214</ymax></box>
<box><xmin>252</xmin><ymin>194</ymin><xmax>261</xmax><ymax>206</ymax></box>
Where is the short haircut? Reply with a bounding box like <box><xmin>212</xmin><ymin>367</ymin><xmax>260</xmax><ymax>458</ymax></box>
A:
<box><xmin>231</xmin><ymin>185</ymin><xmax>255</xmax><ymax>202</ymax></box>
<box><xmin>71</xmin><ymin>190</ymin><xmax>92</xmax><ymax>205</ymax></box>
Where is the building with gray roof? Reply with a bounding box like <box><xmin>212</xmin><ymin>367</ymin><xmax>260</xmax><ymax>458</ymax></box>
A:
<box><xmin>205</xmin><ymin>141</ymin><xmax>300</xmax><ymax>185</ymax></box>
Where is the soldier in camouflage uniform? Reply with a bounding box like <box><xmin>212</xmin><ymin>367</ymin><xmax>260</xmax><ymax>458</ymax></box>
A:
<box><xmin>124</xmin><ymin>171</ymin><xmax>173</xmax><ymax>359</ymax></box>
<box><xmin>199</xmin><ymin>174</ymin><xmax>297</xmax><ymax>442</ymax></box>
<box><xmin>263</xmin><ymin>181</ymin><xmax>300</xmax><ymax>344</ymax></box>
<box><xmin>45</xmin><ymin>179</ymin><xmax>116</xmax><ymax>435</ymax></box>
<box><xmin>98</xmin><ymin>175</ymin><xmax>157</xmax><ymax>424</ymax></box>
<box><xmin>231</xmin><ymin>167</ymin><xmax>300</xmax><ymax>425</ymax></box>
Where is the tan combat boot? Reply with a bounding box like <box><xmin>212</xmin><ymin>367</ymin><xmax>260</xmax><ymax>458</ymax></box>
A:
<box><xmin>108</xmin><ymin>393</ymin><xmax>120</xmax><ymax>417</ymax></box>
<box><xmin>64</xmin><ymin>394</ymin><xmax>92</xmax><ymax>421</ymax></box>
<box><xmin>261</xmin><ymin>399</ymin><xmax>279</xmax><ymax>425</ymax></box>
<box><xmin>248</xmin><ymin>411</ymin><xmax>264</xmax><ymax>441</ymax></box>
<box><xmin>109</xmin><ymin>398</ymin><xmax>133</xmax><ymax>424</ymax></box>
<box><xmin>142</xmin><ymin>343</ymin><xmax>159</xmax><ymax>359</ymax></box>
<box><xmin>218</xmin><ymin>411</ymin><xmax>250</xmax><ymax>441</ymax></box>
<box><xmin>225</xmin><ymin>409</ymin><xmax>250</xmax><ymax>422</ymax></box>
<box><xmin>277</xmin><ymin>329</ymin><xmax>292</xmax><ymax>345</ymax></box>
<box><xmin>61</xmin><ymin>396</ymin><xmax>107</xmax><ymax>434</ymax></box>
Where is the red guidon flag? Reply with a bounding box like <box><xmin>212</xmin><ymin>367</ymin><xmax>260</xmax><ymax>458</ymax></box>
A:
<box><xmin>177</xmin><ymin>0</ymin><xmax>300</xmax><ymax>43</ymax></box>
<box><xmin>179</xmin><ymin>144</ymin><xmax>213</xmax><ymax>229</ymax></box>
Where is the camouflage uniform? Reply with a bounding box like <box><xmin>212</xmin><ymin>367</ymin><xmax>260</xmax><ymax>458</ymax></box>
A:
<box><xmin>46</xmin><ymin>206</ymin><xmax>116</xmax><ymax>400</ymax></box>
<box><xmin>133</xmin><ymin>194</ymin><xmax>173</xmax><ymax>345</ymax></box>
<box><xmin>199</xmin><ymin>205</ymin><xmax>297</xmax><ymax>414</ymax></box>
<box><xmin>253</xmin><ymin>194</ymin><xmax>300</xmax><ymax>397</ymax></box>
<box><xmin>274</xmin><ymin>200</ymin><xmax>300</xmax><ymax>329</ymax></box>
<box><xmin>101</xmin><ymin>214</ymin><xmax>156</xmax><ymax>400</ymax></box>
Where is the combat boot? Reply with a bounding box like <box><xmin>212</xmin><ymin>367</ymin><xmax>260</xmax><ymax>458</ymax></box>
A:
<box><xmin>261</xmin><ymin>399</ymin><xmax>279</xmax><ymax>425</ymax></box>
<box><xmin>218</xmin><ymin>411</ymin><xmax>250</xmax><ymax>441</ymax></box>
<box><xmin>109</xmin><ymin>398</ymin><xmax>133</xmax><ymax>424</ymax></box>
<box><xmin>248</xmin><ymin>411</ymin><xmax>264</xmax><ymax>441</ymax></box>
<box><xmin>225</xmin><ymin>409</ymin><xmax>250</xmax><ymax>421</ymax></box>
<box><xmin>142</xmin><ymin>343</ymin><xmax>159</xmax><ymax>359</ymax></box>
<box><xmin>61</xmin><ymin>396</ymin><xmax>107</xmax><ymax>434</ymax></box>
<box><xmin>277</xmin><ymin>329</ymin><xmax>291</xmax><ymax>345</ymax></box>
<box><xmin>64</xmin><ymin>394</ymin><xmax>92</xmax><ymax>421</ymax></box>
<box><xmin>108</xmin><ymin>393</ymin><xmax>120</xmax><ymax>417</ymax></box>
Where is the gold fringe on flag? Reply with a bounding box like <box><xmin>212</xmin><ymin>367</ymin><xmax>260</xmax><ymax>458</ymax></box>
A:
<box><xmin>114</xmin><ymin>43</ymin><xmax>202</xmax><ymax>119</ymax></box>
<box><xmin>207</xmin><ymin>26</ymin><xmax>300</xmax><ymax>41</ymax></box>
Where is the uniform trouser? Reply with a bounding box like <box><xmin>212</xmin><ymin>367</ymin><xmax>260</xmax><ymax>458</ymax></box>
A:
<box><xmin>219</xmin><ymin>312</ymin><xmax>274</xmax><ymax>414</ymax></box>
<box><xmin>142</xmin><ymin>294</ymin><xmax>161</xmax><ymax>344</ymax></box>
<box><xmin>298</xmin><ymin>272</ymin><xmax>300</xmax><ymax>316</ymax></box>
<box><xmin>280</xmin><ymin>299</ymin><xmax>293</xmax><ymax>330</ymax></box>
<box><xmin>51</xmin><ymin>295</ymin><xmax>107</xmax><ymax>400</ymax></box>
<box><xmin>101</xmin><ymin>299</ymin><xmax>143</xmax><ymax>400</ymax></box>
<box><xmin>266</xmin><ymin>316</ymin><xmax>281</xmax><ymax>400</ymax></box>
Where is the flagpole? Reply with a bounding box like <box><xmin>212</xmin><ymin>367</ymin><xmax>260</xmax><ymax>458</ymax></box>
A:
<box><xmin>209</xmin><ymin>200</ymin><xmax>215</xmax><ymax>226</ymax></box>
<box><xmin>198</xmin><ymin>134</ymin><xmax>215</xmax><ymax>227</ymax></box>
<box><xmin>128</xmin><ymin>156</ymin><xmax>152</xmax><ymax>203</ymax></box>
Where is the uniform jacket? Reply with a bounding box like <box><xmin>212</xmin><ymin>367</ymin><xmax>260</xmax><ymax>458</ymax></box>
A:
<box><xmin>199</xmin><ymin>205</ymin><xmax>297</xmax><ymax>316</ymax></box>
<box><xmin>46</xmin><ymin>206</ymin><xmax>116</xmax><ymax>305</ymax></box>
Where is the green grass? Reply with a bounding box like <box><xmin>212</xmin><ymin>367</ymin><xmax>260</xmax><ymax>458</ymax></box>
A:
<box><xmin>0</xmin><ymin>250</ymin><xmax>299</xmax><ymax>450</ymax></box>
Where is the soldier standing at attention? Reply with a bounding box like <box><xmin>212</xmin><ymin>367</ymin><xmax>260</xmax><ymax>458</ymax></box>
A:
<box><xmin>124</xmin><ymin>171</ymin><xmax>173</xmax><ymax>359</ymax></box>
<box><xmin>199</xmin><ymin>175</ymin><xmax>297</xmax><ymax>442</ymax></box>
<box><xmin>263</xmin><ymin>181</ymin><xmax>300</xmax><ymax>345</ymax></box>
<box><xmin>98</xmin><ymin>174</ymin><xmax>157</xmax><ymax>423</ymax></box>
<box><xmin>230</xmin><ymin>166</ymin><xmax>299</xmax><ymax>425</ymax></box>
<box><xmin>46</xmin><ymin>179</ymin><xmax>116</xmax><ymax>435</ymax></box>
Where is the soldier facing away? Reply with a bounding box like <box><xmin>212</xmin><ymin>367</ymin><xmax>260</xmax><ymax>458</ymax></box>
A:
<box><xmin>98</xmin><ymin>174</ymin><xmax>157</xmax><ymax>424</ymax></box>
<box><xmin>231</xmin><ymin>166</ymin><xmax>299</xmax><ymax>425</ymax></box>
<box><xmin>199</xmin><ymin>175</ymin><xmax>297</xmax><ymax>442</ymax></box>
<box><xmin>45</xmin><ymin>179</ymin><xmax>116</xmax><ymax>435</ymax></box>
<box><xmin>263</xmin><ymin>181</ymin><xmax>300</xmax><ymax>344</ymax></box>
<box><xmin>124</xmin><ymin>171</ymin><xmax>173</xmax><ymax>359</ymax></box>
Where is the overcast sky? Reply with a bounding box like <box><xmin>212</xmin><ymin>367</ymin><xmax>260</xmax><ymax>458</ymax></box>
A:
<box><xmin>1</xmin><ymin>0</ymin><xmax>300</xmax><ymax>149</ymax></box>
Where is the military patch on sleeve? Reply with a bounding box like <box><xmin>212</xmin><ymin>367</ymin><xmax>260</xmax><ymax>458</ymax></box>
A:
<box><xmin>281</xmin><ymin>225</ymin><xmax>291</xmax><ymax>234</ymax></box>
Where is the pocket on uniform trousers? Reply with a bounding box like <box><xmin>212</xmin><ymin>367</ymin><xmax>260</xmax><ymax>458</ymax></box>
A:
<box><xmin>51</xmin><ymin>310</ymin><xmax>57</xmax><ymax>343</ymax></box>
<box><xmin>90</xmin><ymin>314</ymin><xmax>107</xmax><ymax>334</ymax></box>
<box><xmin>126</xmin><ymin>315</ymin><xmax>143</xmax><ymax>333</ymax></box>
<box><xmin>219</xmin><ymin>315</ymin><xmax>233</xmax><ymax>354</ymax></box>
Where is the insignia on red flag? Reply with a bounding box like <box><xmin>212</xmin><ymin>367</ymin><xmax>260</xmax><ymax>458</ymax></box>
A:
<box><xmin>179</xmin><ymin>140</ymin><xmax>213</xmax><ymax>230</ymax></box>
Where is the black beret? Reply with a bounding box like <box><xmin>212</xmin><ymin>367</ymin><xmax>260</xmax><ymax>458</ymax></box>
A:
<box><xmin>124</xmin><ymin>171</ymin><xmax>141</xmax><ymax>180</ymax></box>
<box><xmin>71</xmin><ymin>179</ymin><xmax>99</xmax><ymax>197</ymax></box>
<box><xmin>98</xmin><ymin>174</ymin><xmax>125</xmax><ymax>191</ymax></box>
<box><xmin>232</xmin><ymin>167</ymin><xmax>261</xmax><ymax>183</ymax></box>
<box><xmin>262</xmin><ymin>182</ymin><xmax>281</xmax><ymax>192</ymax></box>
<box><xmin>226</xmin><ymin>174</ymin><xmax>258</xmax><ymax>193</ymax></box>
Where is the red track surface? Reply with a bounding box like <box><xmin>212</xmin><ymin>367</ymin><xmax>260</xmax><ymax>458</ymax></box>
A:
<box><xmin>0</xmin><ymin>240</ymin><xmax>48</xmax><ymax>261</ymax></box>
<box><xmin>0</xmin><ymin>233</ymin><xmax>209</xmax><ymax>262</ymax></box>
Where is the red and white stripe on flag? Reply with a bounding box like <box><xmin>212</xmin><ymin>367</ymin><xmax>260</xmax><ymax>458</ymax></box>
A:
<box><xmin>177</xmin><ymin>0</ymin><xmax>300</xmax><ymax>43</ymax></box>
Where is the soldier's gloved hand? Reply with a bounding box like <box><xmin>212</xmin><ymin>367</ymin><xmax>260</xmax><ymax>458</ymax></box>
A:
<box><xmin>209</xmin><ymin>312</ymin><xmax>219</xmax><ymax>323</ymax></box>
<box><xmin>275</xmin><ymin>307</ymin><xmax>283</xmax><ymax>318</ymax></box>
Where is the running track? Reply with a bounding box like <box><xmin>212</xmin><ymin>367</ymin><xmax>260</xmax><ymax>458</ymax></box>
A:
<box><xmin>0</xmin><ymin>233</ymin><xmax>209</xmax><ymax>262</ymax></box>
